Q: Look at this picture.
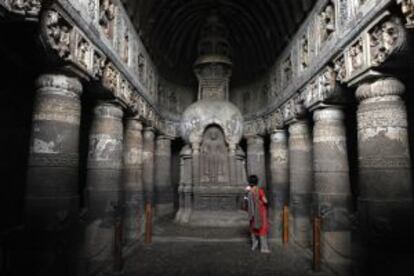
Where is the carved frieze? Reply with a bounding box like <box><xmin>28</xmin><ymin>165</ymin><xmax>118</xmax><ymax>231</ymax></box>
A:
<box><xmin>333</xmin><ymin>54</ymin><xmax>347</xmax><ymax>83</ymax></box>
<box><xmin>266</xmin><ymin>109</ymin><xmax>284</xmax><ymax>132</ymax></box>
<box><xmin>7</xmin><ymin>0</ymin><xmax>41</xmax><ymax>17</ymax></box>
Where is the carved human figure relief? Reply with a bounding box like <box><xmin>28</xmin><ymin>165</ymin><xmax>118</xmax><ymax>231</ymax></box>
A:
<box><xmin>301</xmin><ymin>34</ymin><xmax>309</xmax><ymax>70</ymax></box>
<box><xmin>349</xmin><ymin>38</ymin><xmax>364</xmax><ymax>72</ymax></box>
<box><xmin>282</xmin><ymin>56</ymin><xmax>292</xmax><ymax>89</ymax></box>
<box><xmin>99</xmin><ymin>0</ymin><xmax>116</xmax><ymax>40</ymax></box>
<box><xmin>398</xmin><ymin>0</ymin><xmax>414</xmax><ymax>28</ymax></box>
<box><xmin>369</xmin><ymin>19</ymin><xmax>399</xmax><ymax>66</ymax></box>
<box><xmin>320</xmin><ymin>3</ymin><xmax>336</xmax><ymax>43</ymax></box>
<box><xmin>45</xmin><ymin>10</ymin><xmax>73</xmax><ymax>60</ymax></box>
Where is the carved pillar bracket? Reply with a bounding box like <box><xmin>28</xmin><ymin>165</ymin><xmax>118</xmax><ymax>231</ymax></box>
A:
<box><xmin>123</xmin><ymin>117</ymin><xmax>144</xmax><ymax>243</ymax></box>
<box><xmin>355</xmin><ymin>76</ymin><xmax>413</xmax><ymax>248</ymax></box>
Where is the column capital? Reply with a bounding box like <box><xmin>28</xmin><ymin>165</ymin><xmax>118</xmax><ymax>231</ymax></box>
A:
<box><xmin>125</xmin><ymin>117</ymin><xmax>143</xmax><ymax>131</ymax></box>
<box><xmin>270</xmin><ymin>129</ymin><xmax>288</xmax><ymax>143</ymax></box>
<box><xmin>313</xmin><ymin>106</ymin><xmax>345</xmax><ymax>122</ymax></box>
<box><xmin>36</xmin><ymin>73</ymin><xmax>82</xmax><ymax>98</ymax></box>
<box><xmin>355</xmin><ymin>77</ymin><xmax>404</xmax><ymax>102</ymax></box>
<box><xmin>94</xmin><ymin>101</ymin><xmax>124</xmax><ymax>120</ymax></box>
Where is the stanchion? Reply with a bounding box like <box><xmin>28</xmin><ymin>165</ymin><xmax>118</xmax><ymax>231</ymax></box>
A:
<box><xmin>313</xmin><ymin>216</ymin><xmax>321</xmax><ymax>273</ymax></box>
<box><xmin>283</xmin><ymin>205</ymin><xmax>289</xmax><ymax>245</ymax></box>
<box><xmin>145</xmin><ymin>203</ymin><xmax>153</xmax><ymax>245</ymax></box>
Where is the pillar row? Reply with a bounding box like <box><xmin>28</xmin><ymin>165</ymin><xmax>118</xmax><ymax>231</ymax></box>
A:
<box><xmin>154</xmin><ymin>135</ymin><xmax>173</xmax><ymax>217</ymax></box>
<box><xmin>313</xmin><ymin>107</ymin><xmax>352</xmax><ymax>273</ymax></box>
<box><xmin>246</xmin><ymin>135</ymin><xmax>266</xmax><ymax>186</ymax></box>
<box><xmin>123</xmin><ymin>118</ymin><xmax>144</xmax><ymax>242</ymax></box>
<box><xmin>269</xmin><ymin>129</ymin><xmax>289</xmax><ymax>241</ymax></box>
<box><xmin>85</xmin><ymin>101</ymin><xmax>124</xmax><ymax>269</ymax></box>
<box><xmin>288</xmin><ymin>119</ymin><xmax>313</xmax><ymax>247</ymax></box>
<box><xmin>356</xmin><ymin>77</ymin><xmax>413</xmax><ymax>248</ymax></box>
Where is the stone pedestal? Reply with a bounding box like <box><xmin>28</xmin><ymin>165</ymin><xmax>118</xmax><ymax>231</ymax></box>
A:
<box><xmin>288</xmin><ymin>119</ymin><xmax>313</xmax><ymax>247</ymax></box>
<box><xmin>85</xmin><ymin>101</ymin><xmax>124</xmax><ymax>271</ymax></box>
<box><xmin>356</xmin><ymin>78</ymin><xmax>413</xmax><ymax>248</ymax></box>
<box><xmin>25</xmin><ymin>73</ymin><xmax>82</xmax><ymax>273</ymax></box>
<box><xmin>246</xmin><ymin>135</ymin><xmax>266</xmax><ymax>186</ymax></box>
<box><xmin>123</xmin><ymin>118</ymin><xmax>144</xmax><ymax>243</ymax></box>
<box><xmin>143</xmin><ymin>127</ymin><xmax>155</xmax><ymax>204</ymax></box>
<box><xmin>269</xmin><ymin>130</ymin><xmax>289</xmax><ymax>241</ymax></box>
<box><xmin>313</xmin><ymin>107</ymin><xmax>352</xmax><ymax>274</ymax></box>
<box><xmin>154</xmin><ymin>135</ymin><xmax>173</xmax><ymax>217</ymax></box>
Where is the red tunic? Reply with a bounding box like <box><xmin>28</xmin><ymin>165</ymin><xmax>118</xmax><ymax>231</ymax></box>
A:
<box><xmin>249</xmin><ymin>188</ymin><xmax>269</xmax><ymax>236</ymax></box>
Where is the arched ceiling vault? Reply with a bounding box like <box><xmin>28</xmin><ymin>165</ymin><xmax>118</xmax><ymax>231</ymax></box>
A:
<box><xmin>121</xmin><ymin>0</ymin><xmax>316</xmax><ymax>87</ymax></box>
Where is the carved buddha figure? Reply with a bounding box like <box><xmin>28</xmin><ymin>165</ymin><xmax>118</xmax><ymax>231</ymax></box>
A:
<box><xmin>200</xmin><ymin>125</ymin><xmax>228</xmax><ymax>185</ymax></box>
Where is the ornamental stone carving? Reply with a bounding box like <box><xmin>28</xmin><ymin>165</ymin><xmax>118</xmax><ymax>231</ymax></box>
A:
<box><xmin>99</xmin><ymin>0</ymin><xmax>115</xmax><ymax>40</ymax></box>
<box><xmin>397</xmin><ymin>0</ymin><xmax>414</xmax><ymax>28</ymax></box>
<box><xmin>8</xmin><ymin>0</ymin><xmax>41</xmax><ymax>16</ymax></box>
<box><xmin>320</xmin><ymin>2</ymin><xmax>335</xmax><ymax>43</ymax></box>
<box><xmin>369</xmin><ymin>18</ymin><xmax>401</xmax><ymax>66</ymax></box>
<box><xmin>266</xmin><ymin>109</ymin><xmax>284</xmax><ymax>133</ymax></box>
<box><xmin>44</xmin><ymin>9</ymin><xmax>72</xmax><ymax>60</ymax></box>
<box><xmin>349</xmin><ymin>38</ymin><xmax>364</xmax><ymax>73</ymax></box>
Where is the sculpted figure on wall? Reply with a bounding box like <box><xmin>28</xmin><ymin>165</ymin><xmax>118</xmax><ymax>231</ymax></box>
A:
<box><xmin>99</xmin><ymin>0</ymin><xmax>115</xmax><ymax>40</ymax></box>
<box><xmin>9</xmin><ymin>0</ymin><xmax>41</xmax><ymax>15</ymax></box>
<box><xmin>350</xmin><ymin>38</ymin><xmax>364</xmax><ymax>72</ymax></box>
<box><xmin>45</xmin><ymin>10</ymin><xmax>72</xmax><ymax>60</ymax></box>
<box><xmin>320</xmin><ymin>3</ymin><xmax>335</xmax><ymax>42</ymax></box>
<box><xmin>370</xmin><ymin>18</ymin><xmax>400</xmax><ymax>66</ymax></box>
<box><xmin>398</xmin><ymin>0</ymin><xmax>414</xmax><ymax>28</ymax></box>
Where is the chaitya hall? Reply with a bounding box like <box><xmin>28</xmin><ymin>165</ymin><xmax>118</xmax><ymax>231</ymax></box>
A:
<box><xmin>1</xmin><ymin>0</ymin><xmax>414</xmax><ymax>275</ymax></box>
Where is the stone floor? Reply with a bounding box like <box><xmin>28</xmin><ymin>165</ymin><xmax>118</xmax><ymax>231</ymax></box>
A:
<box><xmin>118</xmin><ymin>218</ymin><xmax>334</xmax><ymax>276</ymax></box>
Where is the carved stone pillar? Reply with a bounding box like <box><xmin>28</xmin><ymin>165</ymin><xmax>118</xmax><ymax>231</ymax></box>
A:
<box><xmin>123</xmin><ymin>118</ymin><xmax>144</xmax><ymax>243</ymax></box>
<box><xmin>288</xmin><ymin>119</ymin><xmax>313</xmax><ymax>247</ymax></box>
<box><xmin>175</xmin><ymin>145</ymin><xmax>192</xmax><ymax>224</ymax></box>
<box><xmin>154</xmin><ymin>135</ymin><xmax>173</xmax><ymax>217</ymax></box>
<box><xmin>246</xmin><ymin>135</ymin><xmax>266</xmax><ymax>186</ymax></box>
<box><xmin>313</xmin><ymin>107</ymin><xmax>352</xmax><ymax>272</ymax></box>
<box><xmin>143</xmin><ymin>127</ymin><xmax>156</xmax><ymax>204</ymax></box>
<box><xmin>356</xmin><ymin>77</ymin><xmax>413</xmax><ymax>248</ymax></box>
<box><xmin>25</xmin><ymin>73</ymin><xmax>82</xmax><ymax>272</ymax></box>
<box><xmin>269</xmin><ymin>129</ymin><xmax>289</xmax><ymax>241</ymax></box>
<box><xmin>85</xmin><ymin>101</ymin><xmax>124</xmax><ymax>269</ymax></box>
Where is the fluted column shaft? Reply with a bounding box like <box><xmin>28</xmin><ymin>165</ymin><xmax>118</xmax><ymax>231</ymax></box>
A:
<box><xmin>246</xmin><ymin>135</ymin><xmax>266</xmax><ymax>186</ymax></box>
<box><xmin>288</xmin><ymin>119</ymin><xmax>313</xmax><ymax>247</ymax></box>
<box><xmin>123</xmin><ymin>118</ymin><xmax>144</xmax><ymax>242</ymax></box>
<box><xmin>269</xmin><ymin>130</ymin><xmax>289</xmax><ymax>240</ymax></box>
<box><xmin>313</xmin><ymin>107</ymin><xmax>352</xmax><ymax>271</ymax></box>
<box><xmin>143</xmin><ymin>127</ymin><xmax>155</xmax><ymax>204</ymax></box>
<box><xmin>356</xmin><ymin>77</ymin><xmax>413</xmax><ymax>247</ymax></box>
<box><xmin>85</xmin><ymin>101</ymin><xmax>124</xmax><ymax>268</ymax></box>
<box><xmin>154</xmin><ymin>135</ymin><xmax>173</xmax><ymax>216</ymax></box>
<box><xmin>25</xmin><ymin>73</ymin><xmax>82</xmax><ymax>274</ymax></box>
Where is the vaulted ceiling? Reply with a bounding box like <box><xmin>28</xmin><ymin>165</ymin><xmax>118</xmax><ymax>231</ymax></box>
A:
<box><xmin>122</xmin><ymin>0</ymin><xmax>316</xmax><ymax>87</ymax></box>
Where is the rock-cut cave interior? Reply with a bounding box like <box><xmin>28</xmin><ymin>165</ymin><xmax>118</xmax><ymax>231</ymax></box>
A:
<box><xmin>1</xmin><ymin>0</ymin><xmax>414</xmax><ymax>275</ymax></box>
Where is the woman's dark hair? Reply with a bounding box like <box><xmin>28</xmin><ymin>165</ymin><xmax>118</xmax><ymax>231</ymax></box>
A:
<box><xmin>248</xmin><ymin>175</ymin><xmax>258</xmax><ymax>186</ymax></box>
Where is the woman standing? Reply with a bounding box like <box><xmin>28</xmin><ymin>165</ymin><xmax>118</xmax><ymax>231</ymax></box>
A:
<box><xmin>246</xmin><ymin>175</ymin><xmax>270</xmax><ymax>253</ymax></box>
